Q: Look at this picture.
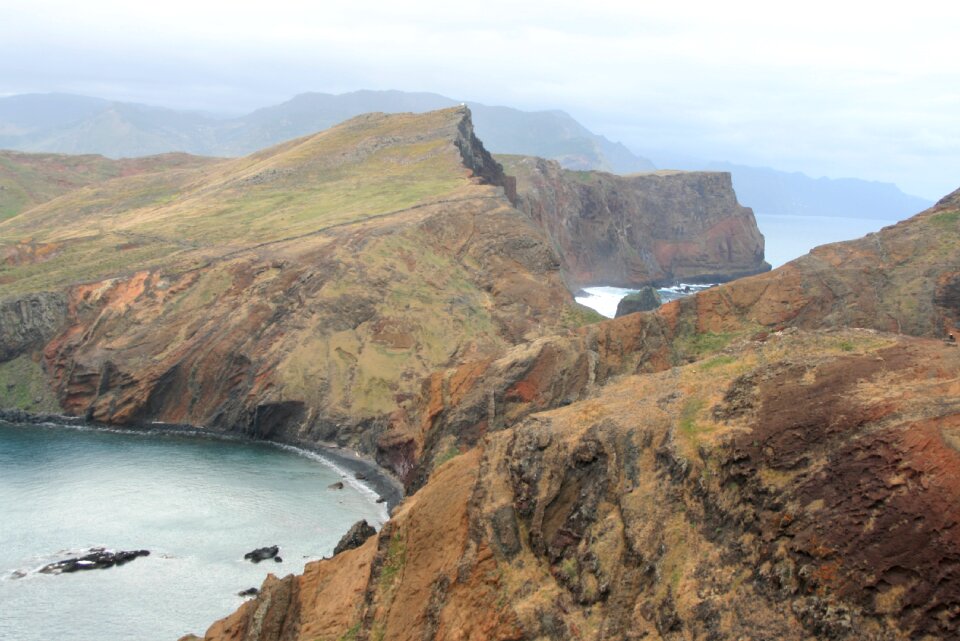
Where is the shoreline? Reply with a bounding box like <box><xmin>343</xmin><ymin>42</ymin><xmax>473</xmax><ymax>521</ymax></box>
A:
<box><xmin>0</xmin><ymin>408</ymin><xmax>404</xmax><ymax>511</ymax></box>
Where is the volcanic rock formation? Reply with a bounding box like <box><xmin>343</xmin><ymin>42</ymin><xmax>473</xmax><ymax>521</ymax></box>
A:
<box><xmin>502</xmin><ymin>156</ymin><xmax>770</xmax><ymax>289</ymax></box>
<box><xmin>181</xmin><ymin>191</ymin><xmax>960</xmax><ymax>641</ymax></box>
<box><xmin>0</xmin><ymin>108</ymin><xmax>766</xmax><ymax>469</ymax></box>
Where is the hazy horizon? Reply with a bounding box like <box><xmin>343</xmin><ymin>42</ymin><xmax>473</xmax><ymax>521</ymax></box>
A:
<box><xmin>2</xmin><ymin>1</ymin><xmax>957</xmax><ymax>200</ymax></box>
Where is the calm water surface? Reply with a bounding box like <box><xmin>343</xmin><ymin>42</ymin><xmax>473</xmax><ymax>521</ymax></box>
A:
<box><xmin>0</xmin><ymin>420</ymin><xmax>387</xmax><ymax>641</ymax></box>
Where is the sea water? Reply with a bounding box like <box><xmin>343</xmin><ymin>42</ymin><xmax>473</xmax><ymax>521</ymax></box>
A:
<box><xmin>755</xmin><ymin>213</ymin><xmax>898</xmax><ymax>268</ymax></box>
<box><xmin>0</xmin><ymin>420</ymin><xmax>388</xmax><ymax>641</ymax></box>
<box><xmin>575</xmin><ymin>213</ymin><xmax>901</xmax><ymax>317</ymax></box>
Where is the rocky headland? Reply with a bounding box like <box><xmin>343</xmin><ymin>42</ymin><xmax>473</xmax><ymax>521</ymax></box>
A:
<box><xmin>182</xmin><ymin>187</ymin><xmax>959</xmax><ymax>640</ymax></box>
<box><xmin>502</xmin><ymin>156</ymin><xmax>770</xmax><ymax>290</ymax></box>
<box><xmin>3</xmin><ymin>107</ymin><xmax>956</xmax><ymax>641</ymax></box>
<box><xmin>0</xmin><ymin>107</ymin><xmax>765</xmax><ymax>478</ymax></box>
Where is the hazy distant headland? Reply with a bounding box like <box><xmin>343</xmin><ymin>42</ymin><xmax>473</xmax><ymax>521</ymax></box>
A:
<box><xmin>0</xmin><ymin>90</ymin><xmax>930</xmax><ymax>223</ymax></box>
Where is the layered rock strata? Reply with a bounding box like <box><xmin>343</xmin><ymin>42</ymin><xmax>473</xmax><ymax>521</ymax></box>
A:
<box><xmin>502</xmin><ymin>156</ymin><xmax>770</xmax><ymax>289</ymax></box>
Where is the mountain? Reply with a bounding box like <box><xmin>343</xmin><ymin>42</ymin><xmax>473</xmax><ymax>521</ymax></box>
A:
<box><xmin>706</xmin><ymin>160</ymin><xmax>934</xmax><ymax>219</ymax></box>
<box><xmin>186</xmin><ymin>187</ymin><xmax>960</xmax><ymax>641</ymax></box>
<box><xmin>0</xmin><ymin>107</ymin><xmax>761</xmax><ymax>455</ymax></box>
<box><xmin>647</xmin><ymin>149</ymin><xmax>933</xmax><ymax>220</ymax></box>
<box><xmin>0</xmin><ymin>91</ymin><xmax>655</xmax><ymax>173</ymax></box>
<box><xmin>2</xmin><ymin>92</ymin><xmax>931</xmax><ymax>221</ymax></box>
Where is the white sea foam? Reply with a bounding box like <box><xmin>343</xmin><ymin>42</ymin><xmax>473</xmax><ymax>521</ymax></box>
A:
<box><xmin>271</xmin><ymin>442</ymin><xmax>390</xmax><ymax>523</ymax></box>
<box><xmin>575</xmin><ymin>283</ymin><xmax>717</xmax><ymax>318</ymax></box>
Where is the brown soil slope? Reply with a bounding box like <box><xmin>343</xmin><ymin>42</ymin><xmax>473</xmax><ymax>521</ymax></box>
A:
<box><xmin>502</xmin><ymin>156</ymin><xmax>770</xmax><ymax>289</ymax></box>
<box><xmin>186</xmin><ymin>329</ymin><xmax>960</xmax><ymax>641</ymax></box>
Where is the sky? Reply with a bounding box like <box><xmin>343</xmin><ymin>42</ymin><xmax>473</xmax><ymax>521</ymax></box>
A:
<box><xmin>1</xmin><ymin>0</ymin><xmax>958</xmax><ymax>200</ymax></box>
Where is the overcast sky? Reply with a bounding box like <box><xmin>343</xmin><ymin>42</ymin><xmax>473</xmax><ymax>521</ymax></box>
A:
<box><xmin>1</xmin><ymin>0</ymin><xmax>957</xmax><ymax>199</ymax></box>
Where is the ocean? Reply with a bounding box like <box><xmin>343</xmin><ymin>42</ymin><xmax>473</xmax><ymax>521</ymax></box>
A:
<box><xmin>0</xmin><ymin>420</ymin><xmax>387</xmax><ymax>641</ymax></box>
<box><xmin>575</xmin><ymin>213</ymin><xmax>901</xmax><ymax>317</ymax></box>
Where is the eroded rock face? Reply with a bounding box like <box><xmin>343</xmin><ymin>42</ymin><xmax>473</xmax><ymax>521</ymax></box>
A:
<box><xmin>0</xmin><ymin>292</ymin><xmax>67</xmax><ymax>361</ymax></box>
<box><xmin>189</xmin><ymin>330</ymin><xmax>960</xmax><ymax>641</ymax></box>
<box><xmin>398</xmin><ymin>192</ymin><xmax>960</xmax><ymax>485</ymax></box>
<box><xmin>0</xmin><ymin>108</ymin><xmax>578</xmax><ymax>461</ymax></box>
<box><xmin>333</xmin><ymin>520</ymin><xmax>377</xmax><ymax>556</ymax></box>
<box><xmin>503</xmin><ymin>157</ymin><xmax>770</xmax><ymax>289</ymax></box>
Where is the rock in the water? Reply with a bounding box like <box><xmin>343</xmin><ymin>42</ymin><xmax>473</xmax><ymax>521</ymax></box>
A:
<box><xmin>39</xmin><ymin>548</ymin><xmax>150</xmax><ymax>574</ymax></box>
<box><xmin>274</xmin><ymin>556</ymin><xmax>283</xmax><ymax>563</ymax></box>
<box><xmin>237</xmin><ymin>587</ymin><xmax>259</xmax><ymax>597</ymax></box>
<box><xmin>328</xmin><ymin>481</ymin><xmax>344</xmax><ymax>490</ymax></box>
<box><xmin>615</xmin><ymin>287</ymin><xmax>662</xmax><ymax>317</ymax></box>
<box><xmin>243</xmin><ymin>545</ymin><xmax>279</xmax><ymax>563</ymax></box>
<box><xmin>333</xmin><ymin>520</ymin><xmax>377</xmax><ymax>556</ymax></box>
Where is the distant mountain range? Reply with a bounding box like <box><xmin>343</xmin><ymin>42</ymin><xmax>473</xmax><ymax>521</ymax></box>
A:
<box><xmin>0</xmin><ymin>90</ymin><xmax>932</xmax><ymax>219</ymax></box>
<box><xmin>645</xmin><ymin>150</ymin><xmax>932</xmax><ymax>220</ymax></box>
<box><xmin>0</xmin><ymin>90</ymin><xmax>653</xmax><ymax>175</ymax></box>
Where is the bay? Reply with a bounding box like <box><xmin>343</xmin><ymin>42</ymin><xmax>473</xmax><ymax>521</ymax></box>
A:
<box><xmin>0</xmin><ymin>420</ymin><xmax>387</xmax><ymax>641</ymax></box>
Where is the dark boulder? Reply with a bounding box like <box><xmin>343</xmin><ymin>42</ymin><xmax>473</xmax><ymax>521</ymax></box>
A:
<box><xmin>333</xmin><ymin>520</ymin><xmax>377</xmax><ymax>556</ymax></box>
<box><xmin>615</xmin><ymin>287</ymin><xmax>662</xmax><ymax>317</ymax></box>
<box><xmin>39</xmin><ymin>548</ymin><xmax>150</xmax><ymax>574</ymax></box>
<box><xmin>243</xmin><ymin>545</ymin><xmax>279</xmax><ymax>563</ymax></box>
<box><xmin>237</xmin><ymin>587</ymin><xmax>259</xmax><ymax>597</ymax></box>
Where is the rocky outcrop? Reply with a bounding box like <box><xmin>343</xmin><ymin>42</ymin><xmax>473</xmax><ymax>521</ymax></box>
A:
<box><xmin>393</xmin><ymin>190</ymin><xmax>960</xmax><ymax>487</ymax></box>
<box><xmin>333</xmin><ymin>520</ymin><xmax>377</xmax><ymax>556</ymax></box>
<box><xmin>0</xmin><ymin>292</ymin><xmax>67</xmax><ymax>361</ymax></box>
<box><xmin>502</xmin><ymin>157</ymin><xmax>770</xmax><ymax>289</ymax></box>
<box><xmin>189</xmin><ymin>329</ymin><xmax>960</xmax><ymax>641</ymax></box>
<box><xmin>244</xmin><ymin>546</ymin><xmax>280</xmax><ymax>563</ymax></box>
<box><xmin>39</xmin><ymin>548</ymin><xmax>150</xmax><ymax>574</ymax></box>
<box><xmin>615</xmin><ymin>286</ymin><xmax>661</xmax><ymax>317</ymax></box>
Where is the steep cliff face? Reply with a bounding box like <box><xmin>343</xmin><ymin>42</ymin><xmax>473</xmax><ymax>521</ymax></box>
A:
<box><xmin>187</xmin><ymin>329</ymin><xmax>960</xmax><ymax>641</ymax></box>
<box><xmin>0</xmin><ymin>108</ymin><xmax>578</xmax><ymax>455</ymax></box>
<box><xmin>393</xmin><ymin>190</ymin><xmax>960</xmax><ymax>487</ymax></box>
<box><xmin>502</xmin><ymin>156</ymin><xmax>769</xmax><ymax>289</ymax></box>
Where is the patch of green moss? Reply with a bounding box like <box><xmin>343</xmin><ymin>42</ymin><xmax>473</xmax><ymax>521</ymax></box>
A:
<box><xmin>562</xmin><ymin>302</ymin><xmax>605</xmax><ymax>328</ymax></box>
<box><xmin>378</xmin><ymin>531</ymin><xmax>406</xmax><ymax>592</ymax></box>
<box><xmin>432</xmin><ymin>444</ymin><xmax>461</xmax><ymax>470</ymax></box>
<box><xmin>0</xmin><ymin>355</ymin><xmax>59</xmax><ymax>412</ymax></box>
<box><xmin>698</xmin><ymin>354</ymin><xmax>736</xmax><ymax>370</ymax></box>
<box><xmin>931</xmin><ymin>210</ymin><xmax>960</xmax><ymax>230</ymax></box>
<box><xmin>679</xmin><ymin>398</ymin><xmax>707</xmax><ymax>436</ymax></box>
<box><xmin>336</xmin><ymin>623</ymin><xmax>361</xmax><ymax>641</ymax></box>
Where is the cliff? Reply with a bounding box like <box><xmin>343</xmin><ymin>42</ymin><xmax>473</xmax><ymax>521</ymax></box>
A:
<box><xmin>501</xmin><ymin>156</ymin><xmax>770</xmax><ymax>289</ymax></box>
<box><xmin>186</xmin><ymin>328</ymin><xmax>960</xmax><ymax>641</ymax></box>
<box><xmin>0</xmin><ymin>108</ymin><xmax>580</xmax><ymax>455</ymax></box>
<box><xmin>183</xmin><ymin>187</ymin><xmax>960</xmax><ymax>641</ymax></box>
<box><xmin>390</xmin><ymin>186</ymin><xmax>960</xmax><ymax>487</ymax></box>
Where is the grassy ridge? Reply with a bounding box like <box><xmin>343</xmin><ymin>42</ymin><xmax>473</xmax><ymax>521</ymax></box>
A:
<box><xmin>0</xmin><ymin>109</ymin><xmax>474</xmax><ymax>296</ymax></box>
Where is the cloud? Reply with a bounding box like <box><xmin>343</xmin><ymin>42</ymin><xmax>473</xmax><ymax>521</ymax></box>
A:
<box><xmin>1</xmin><ymin>0</ymin><xmax>957</xmax><ymax>198</ymax></box>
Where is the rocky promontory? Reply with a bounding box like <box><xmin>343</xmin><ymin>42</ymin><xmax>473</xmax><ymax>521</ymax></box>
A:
<box><xmin>184</xmin><ymin>188</ymin><xmax>960</xmax><ymax>641</ymax></box>
<box><xmin>502</xmin><ymin>156</ymin><xmax>770</xmax><ymax>290</ymax></box>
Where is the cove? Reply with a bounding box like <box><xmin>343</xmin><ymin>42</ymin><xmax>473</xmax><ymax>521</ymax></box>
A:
<box><xmin>0</xmin><ymin>420</ymin><xmax>388</xmax><ymax>641</ymax></box>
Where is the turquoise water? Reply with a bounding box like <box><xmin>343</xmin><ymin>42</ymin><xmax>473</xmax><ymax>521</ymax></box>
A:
<box><xmin>0</xmin><ymin>420</ymin><xmax>387</xmax><ymax>641</ymax></box>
